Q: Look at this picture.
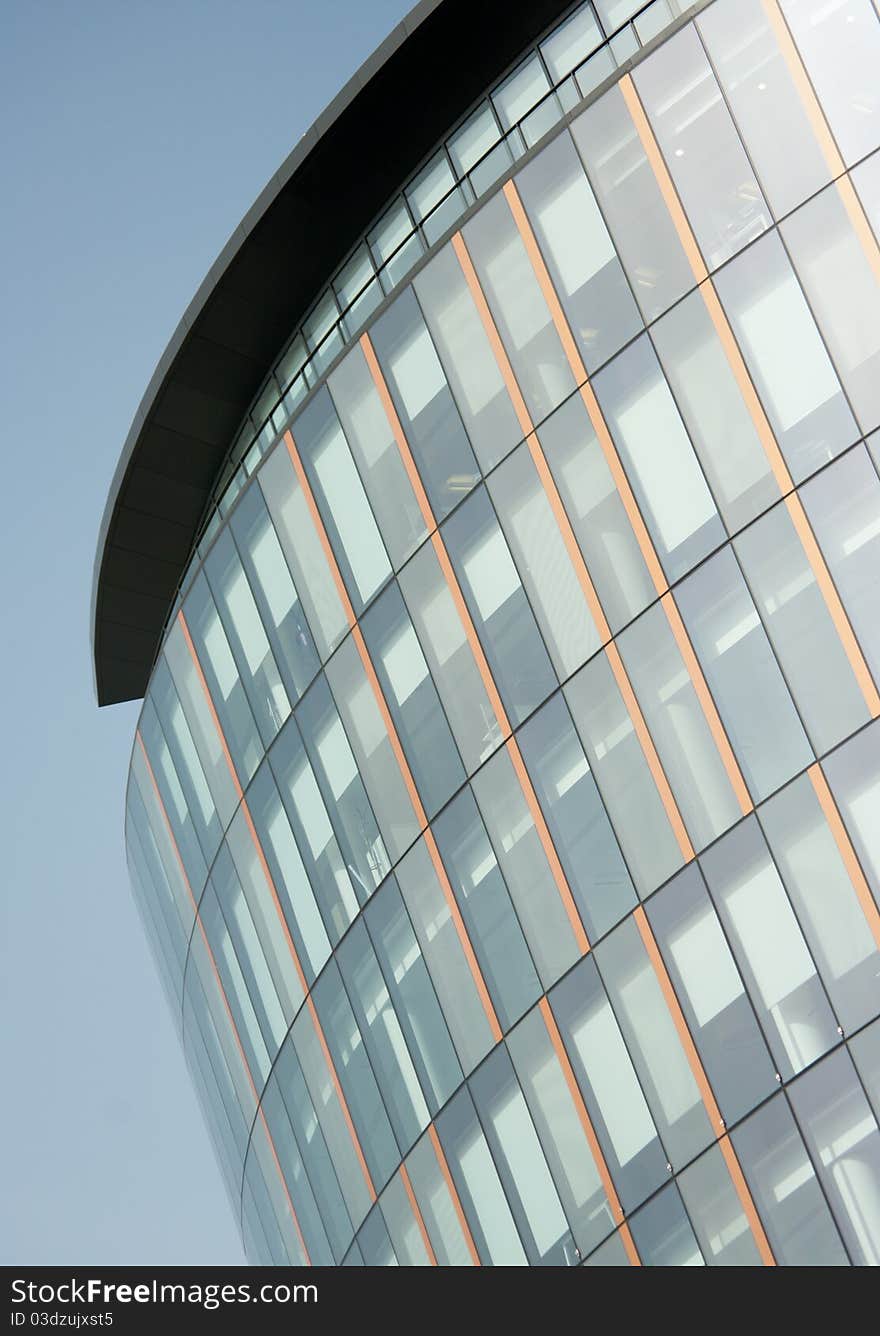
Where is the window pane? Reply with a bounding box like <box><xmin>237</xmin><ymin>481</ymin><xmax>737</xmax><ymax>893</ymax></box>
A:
<box><xmin>432</xmin><ymin>788</ymin><xmax>541</xmax><ymax>1031</ymax></box>
<box><xmin>651</xmin><ymin>288</ymin><xmax>781</xmax><ymax>532</ymax></box>
<box><xmin>515</xmin><ymin>132</ymin><xmax>642</xmax><ymax>372</ymax></box>
<box><xmin>565</xmin><ymin>651</ymin><xmax>685</xmax><ymax>897</ymax></box>
<box><xmin>781</xmin><ymin>184</ymin><xmax>880</xmax><ymax>432</ymax></box>
<box><xmin>487</xmin><ymin>442</ymin><xmax>602</xmax><ymax>679</ymax></box>
<box><xmin>632</xmin><ymin>23</ymin><xmax>771</xmax><ymax>269</ymax></box>
<box><xmin>616</xmin><ymin>602</ymin><xmax>744</xmax><ymax>851</ymax></box>
<box><xmin>328</xmin><ymin>344</ymin><xmax>429</xmax><ymax>569</ymax></box>
<box><xmin>674</xmin><ymin>549</ymin><xmax>813</xmax><ymax>800</ymax></box>
<box><xmin>712</xmin><ymin>230</ymin><xmax>857</xmax><ymax>484</ymax></box>
<box><xmin>629</xmin><ymin>1183</ymin><xmax>705</xmax><ymax>1266</ymax></box>
<box><xmin>537</xmin><ymin>391</ymin><xmax>656</xmax><ymax>632</ymax></box>
<box><xmin>441</xmin><ymin>485</ymin><xmax>558</xmax><ymax>726</ymax></box>
<box><xmin>369</xmin><ymin>287</ymin><xmax>480</xmax><ymax>518</ymax></box>
<box><xmin>677</xmin><ymin>1144</ymin><xmax>762</xmax><ymax>1267</ymax></box>
<box><xmin>593</xmin><ymin>335</ymin><xmax>725</xmax><ymax>582</ymax></box>
<box><xmin>700</xmin><ymin>816</ymin><xmax>838</xmax><ymax>1078</ymax></box>
<box><xmin>731</xmin><ymin>1093</ymin><xmax>849</xmax><ymax>1265</ymax></box>
<box><xmin>697</xmin><ymin>0</ymin><xmax>833</xmax><ymax>218</ymax></box>
<box><xmin>405</xmin><ymin>1132</ymin><xmax>475</xmax><ymax>1266</ymax></box>
<box><xmin>572</xmin><ymin>82</ymin><xmax>694</xmax><ymax>322</ymax></box>
<box><xmin>412</xmin><ymin>242</ymin><xmax>522</xmax><ymax>473</ymax></box>
<box><xmin>471</xmin><ymin>745</ymin><xmax>581</xmax><ymax>988</ymax></box>
<box><xmin>517</xmin><ymin>692</ymin><xmax>637</xmax><ymax>939</ymax></box>
<box><xmin>462</xmin><ymin>192</ymin><xmax>576</xmax><ymax>424</ymax></box>
<box><xmin>379</xmin><ymin>1173</ymin><xmax>432</xmax><ymax>1267</ymax></box>
<box><xmin>436</xmin><ymin>1088</ymin><xmax>528</xmax><ymax>1266</ymax></box>
<box><xmin>822</xmin><ymin>718</ymin><xmax>880</xmax><ymax>907</ymax></box>
<box><xmin>645</xmin><ymin>864</ymin><xmax>778</xmax><ymax>1124</ymax></box>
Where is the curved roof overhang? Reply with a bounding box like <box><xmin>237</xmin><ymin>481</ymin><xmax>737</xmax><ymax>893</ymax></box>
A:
<box><xmin>92</xmin><ymin>0</ymin><xmax>576</xmax><ymax>705</ymax></box>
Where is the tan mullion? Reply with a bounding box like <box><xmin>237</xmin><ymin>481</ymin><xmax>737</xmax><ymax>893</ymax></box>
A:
<box><xmin>761</xmin><ymin>0</ymin><xmax>880</xmax><ymax>287</ymax></box>
<box><xmin>178</xmin><ymin>606</ymin><xmax>378</xmax><ymax>1205</ymax></box>
<box><xmin>621</xmin><ymin>68</ymin><xmax>880</xmax><ymax>722</ymax></box>
<box><xmin>135</xmin><ymin>732</ymin><xmax>313</xmax><ymax>1264</ymax></box>
<box><xmin>360</xmin><ymin>324</ymin><xmax>590</xmax><ymax>959</ymax></box>
<box><xmin>501</xmin><ymin>176</ymin><xmax>699</xmax><ymax>863</ymax></box>
<box><xmin>808</xmin><ymin>762</ymin><xmax>880</xmax><ymax>951</ymax></box>
<box><xmin>427</xmin><ymin>1124</ymin><xmax>482</xmax><ymax>1266</ymax></box>
<box><xmin>632</xmin><ymin>907</ymin><xmax>776</xmax><ymax>1267</ymax></box>
<box><xmin>287</xmin><ymin>409</ymin><xmax>504</xmax><ymax>1047</ymax></box>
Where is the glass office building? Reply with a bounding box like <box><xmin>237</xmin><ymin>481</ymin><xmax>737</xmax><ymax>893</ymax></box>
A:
<box><xmin>93</xmin><ymin>0</ymin><xmax>880</xmax><ymax>1265</ymax></box>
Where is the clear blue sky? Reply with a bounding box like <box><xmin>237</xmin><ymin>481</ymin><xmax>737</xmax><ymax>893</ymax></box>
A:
<box><xmin>0</xmin><ymin>0</ymin><xmax>410</xmax><ymax>1265</ymax></box>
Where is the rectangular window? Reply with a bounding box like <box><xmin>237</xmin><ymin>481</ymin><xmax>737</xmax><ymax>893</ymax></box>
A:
<box><xmin>436</xmin><ymin>1088</ymin><xmax>528</xmax><ymax>1265</ymax></box>
<box><xmin>677</xmin><ymin>1145</ymin><xmax>763</xmax><ymax>1267</ymax></box>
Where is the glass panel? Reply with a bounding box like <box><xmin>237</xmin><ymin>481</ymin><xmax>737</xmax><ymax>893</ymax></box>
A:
<box><xmin>712</xmin><ymin>230</ymin><xmax>857</xmax><ymax>484</ymax></box>
<box><xmin>359</xmin><ymin>581</ymin><xmax>464</xmax><ymax>818</ymax></box>
<box><xmin>565</xmin><ymin>651</ymin><xmax>684</xmax><ymax>897</ymax></box>
<box><xmin>781</xmin><ymin>183</ymin><xmax>880</xmax><ymax>433</ymax></box>
<box><xmin>677</xmin><ymin>1145</ymin><xmax>762</xmax><ymax>1266</ymax></box>
<box><xmin>395</xmin><ymin>838</ymin><xmax>495</xmax><ymax>1075</ymax></box>
<box><xmin>516</xmin><ymin>691</ymin><xmax>637</xmax><ymax>939</ymax></box>
<box><xmin>493</xmin><ymin>52</ymin><xmax>551</xmax><ymax>131</ymax></box>
<box><xmin>471</xmin><ymin>745</ymin><xmax>581</xmax><ymax>988</ymax></box>
<box><xmin>735</xmin><ymin>500</ymin><xmax>869</xmax><ymax>754</ymax></box>
<box><xmin>515</xmin><ymin>132</ymin><xmax>643</xmax><ymax>372</ymax></box>
<box><xmin>229</xmin><ymin>484</ymin><xmax>320</xmax><ymax>700</ymax></box>
<box><xmin>760</xmin><ymin>772</ymin><xmax>880</xmax><ymax>1035</ymax></box>
<box><xmin>616</xmin><ymin>601</ymin><xmax>744</xmax><ymax>851</ymax></box>
<box><xmin>364</xmin><ymin>877</ymin><xmax>462</xmax><ymax>1112</ymax></box>
<box><xmin>413</xmin><ymin>242</ymin><xmax>523</xmax><ymax>473</ymax></box>
<box><xmin>404</xmin><ymin>1132</ymin><xmax>475</xmax><ymax>1266</ymax></box>
<box><xmin>405</xmin><ymin>150</ymin><xmax>466</xmax><ymax>246</ymax></box>
<box><xmin>258</xmin><ymin>443</ymin><xmax>349</xmax><ymax>660</ymax></box>
<box><xmin>507</xmin><ymin>1006</ymin><xmax>616</xmax><ymax>1259</ymax></box>
<box><xmin>379</xmin><ymin>1174</ymin><xmax>432</xmax><ymax>1266</ymax></box>
<box><xmin>536</xmin><ymin>392</ymin><xmax>655</xmax><ymax>631</ymax></box>
<box><xmin>487</xmin><ymin>441</ymin><xmax>602</xmax><ymax>679</ymax></box>
<box><xmin>368</xmin><ymin>287</ymin><xmax>480</xmax><ymax>518</ymax></box>
<box><xmin>700</xmin><ymin>816</ymin><xmax>839</xmax><ymax>1078</ymax></box>
<box><xmin>357</xmin><ymin>1205</ymin><xmax>397</xmax><ymax>1266</ymax></box>
<box><xmin>432</xmin><ymin>788</ymin><xmax>541</xmax><ymax>1031</ymax></box>
<box><xmin>780</xmin><ymin>0</ymin><xmax>880</xmax><ymax>165</ymax></box>
<box><xmin>789</xmin><ymin>1046</ymin><xmax>880</xmax><ymax>1265</ymax></box>
<box><xmin>633</xmin><ymin>23</ymin><xmax>771</xmax><ymax>269</ymax></box>
<box><xmin>469</xmin><ymin>1046</ymin><xmax>576</xmax><ymax>1265</ymax></box>
<box><xmin>462</xmin><ymin>192</ymin><xmax>576</xmax><ymax>424</ymax></box>
<box><xmin>593</xmin><ymin>334</ymin><xmax>725</xmax><ymax>582</ymax></box>
<box><xmin>731</xmin><ymin>1093</ymin><xmax>849</xmax><ymax>1265</ymax></box>
<box><xmin>163</xmin><ymin>621</ymin><xmax>240</xmax><ymax>827</ymax></box>
<box><xmin>595</xmin><ymin>917</ymin><xmax>714</xmax><ymax>1168</ymax></box>
<box><xmin>572</xmin><ymin>82</ymin><xmax>695</xmax><ymax>322</ymax></box>
<box><xmin>139</xmin><ymin>696</ymin><xmax>209</xmax><ymax>894</ymax></box>
<box><xmin>799</xmin><ymin>446</ymin><xmax>880</xmax><ymax>683</ymax></box>
<box><xmin>324</xmin><ymin>636</ymin><xmax>422</xmax><ymax>863</ymax></box>
<box><xmin>258</xmin><ymin>1075</ymin><xmax>334</xmax><ymax>1265</ymax></box>
<box><xmin>441</xmin><ymin>485</ymin><xmax>558</xmax><ymax>726</ymax></box>
<box><xmin>822</xmin><ymin>718</ymin><xmax>880</xmax><ymax>906</ymax></box>
<box><xmin>674</xmin><ymin>549</ymin><xmax>813</xmax><ymax>800</ymax></box>
<box><xmin>651</xmin><ymin>287</ymin><xmax>781</xmax><ymax>532</ymax></box>
<box><xmin>697</xmin><ymin>0</ymin><xmax>833</xmax><ymax>218</ymax></box>
<box><xmin>369</xmin><ymin>199</ymin><xmax>422</xmax><ymax>293</ymax></box>
<box><xmin>398</xmin><ymin>539</ymin><xmax>506</xmax><ymax>774</ymax></box>
<box><xmin>328</xmin><ymin>343</ymin><xmax>429</xmax><ymax>570</ymax></box>
<box><xmin>629</xmin><ymin>1183</ymin><xmax>705</xmax><ymax>1266</ymax></box>
<box><xmin>436</xmin><ymin>1087</ymin><xmax>528</xmax><ymax>1266</ymax></box>
<box><xmin>541</xmin><ymin>2</ymin><xmax>603</xmax><ymax>80</ymax></box>
<box><xmin>550</xmin><ymin>954</ymin><xmax>669</xmax><ymax>1212</ymax></box>
<box><xmin>645</xmin><ymin>864</ymin><xmax>778</xmax><ymax>1124</ymax></box>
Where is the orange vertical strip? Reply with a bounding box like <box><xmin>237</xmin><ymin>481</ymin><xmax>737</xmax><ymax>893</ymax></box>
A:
<box><xmin>785</xmin><ymin>496</ymin><xmax>880</xmax><ymax>716</ymax></box>
<box><xmin>632</xmin><ymin>908</ymin><xmax>776</xmax><ymax>1266</ymax></box>
<box><xmin>135</xmin><ymin>733</ymin><xmax>311</xmax><ymax>1265</ymax></box>
<box><xmin>178</xmin><ymin>612</ymin><xmax>375</xmax><ymax>1204</ymax></box>
<box><xmin>284</xmin><ymin>429</ymin><xmax>357</xmax><ymax>628</ymax></box>
<box><xmin>508</xmin><ymin>739</ymin><xmax>590</xmax><ymax>955</ymax></box>
<box><xmin>359</xmin><ymin>332</ymin><xmax>436</xmax><ymax>531</ymax></box>
<box><xmin>427</xmin><ymin>1125</ymin><xmax>482</xmax><ymax>1266</ymax></box>
<box><xmin>698</xmin><ymin>280</ymin><xmax>793</xmax><ymax>495</ymax></box>
<box><xmin>502</xmin><ymin>176</ymin><xmax>667</xmax><ymax>599</ymax></box>
<box><xmin>423</xmin><ymin>827</ymin><xmax>503</xmax><ymax>1043</ymax></box>
<box><xmin>399</xmin><ymin>1164</ymin><xmax>438</xmax><ymax>1266</ymax></box>
<box><xmin>661</xmin><ymin>592</ymin><xmax>754</xmax><ymax>815</ymax></box>
<box><xmin>618</xmin><ymin>74</ymin><xmax>708</xmax><ymax>286</ymax></box>
<box><xmin>537</xmin><ymin>998</ymin><xmax>625</xmax><ymax>1228</ymax></box>
<box><xmin>808</xmin><ymin>763</ymin><xmax>880</xmax><ymax>949</ymax></box>
<box><xmin>760</xmin><ymin>0</ymin><xmax>845</xmax><ymax>176</ymax></box>
<box><xmin>605</xmin><ymin>642</ymin><xmax>695</xmax><ymax>861</ymax></box>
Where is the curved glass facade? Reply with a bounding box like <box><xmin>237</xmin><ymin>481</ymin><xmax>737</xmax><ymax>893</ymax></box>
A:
<box><xmin>124</xmin><ymin>0</ymin><xmax>880</xmax><ymax>1266</ymax></box>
